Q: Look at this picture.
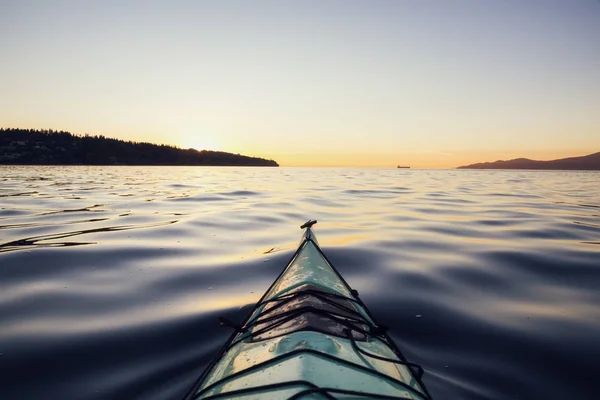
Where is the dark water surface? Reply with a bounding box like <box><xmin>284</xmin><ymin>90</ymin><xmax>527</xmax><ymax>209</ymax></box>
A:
<box><xmin>1</xmin><ymin>166</ymin><xmax>599</xmax><ymax>400</ymax></box>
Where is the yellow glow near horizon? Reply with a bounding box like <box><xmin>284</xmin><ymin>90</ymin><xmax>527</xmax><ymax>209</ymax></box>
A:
<box><xmin>180</xmin><ymin>136</ymin><xmax>223</xmax><ymax>152</ymax></box>
<box><xmin>238</xmin><ymin>149</ymin><xmax>595</xmax><ymax>169</ymax></box>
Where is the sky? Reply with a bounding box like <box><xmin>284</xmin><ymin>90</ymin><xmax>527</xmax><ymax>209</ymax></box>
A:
<box><xmin>1</xmin><ymin>0</ymin><xmax>599</xmax><ymax>167</ymax></box>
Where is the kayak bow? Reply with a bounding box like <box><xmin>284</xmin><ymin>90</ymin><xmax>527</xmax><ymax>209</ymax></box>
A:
<box><xmin>185</xmin><ymin>220</ymin><xmax>432</xmax><ymax>399</ymax></box>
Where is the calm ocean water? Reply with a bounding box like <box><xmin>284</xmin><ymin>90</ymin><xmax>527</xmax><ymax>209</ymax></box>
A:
<box><xmin>1</xmin><ymin>166</ymin><xmax>599</xmax><ymax>400</ymax></box>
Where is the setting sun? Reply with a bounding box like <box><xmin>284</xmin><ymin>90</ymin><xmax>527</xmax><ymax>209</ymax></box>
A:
<box><xmin>181</xmin><ymin>135</ymin><xmax>222</xmax><ymax>152</ymax></box>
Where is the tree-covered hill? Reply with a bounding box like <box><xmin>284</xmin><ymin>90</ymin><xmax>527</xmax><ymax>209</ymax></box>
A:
<box><xmin>0</xmin><ymin>128</ymin><xmax>278</xmax><ymax>166</ymax></box>
<box><xmin>457</xmin><ymin>152</ymin><xmax>600</xmax><ymax>170</ymax></box>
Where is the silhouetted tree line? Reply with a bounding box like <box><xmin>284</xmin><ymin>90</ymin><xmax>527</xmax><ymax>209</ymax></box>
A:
<box><xmin>0</xmin><ymin>128</ymin><xmax>278</xmax><ymax>166</ymax></box>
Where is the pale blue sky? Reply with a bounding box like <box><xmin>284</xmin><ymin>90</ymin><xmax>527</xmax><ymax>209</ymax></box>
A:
<box><xmin>1</xmin><ymin>0</ymin><xmax>599</xmax><ymax>166</ymax></box>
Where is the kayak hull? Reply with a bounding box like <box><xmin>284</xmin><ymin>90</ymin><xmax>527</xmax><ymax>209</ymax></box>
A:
<box><xmin>187</xmin><ymin>224</ymin><xmax>431</xmax><ymax>400</ymax></box>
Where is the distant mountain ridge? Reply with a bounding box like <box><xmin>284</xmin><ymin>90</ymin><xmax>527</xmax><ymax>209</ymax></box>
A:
<box><xmin>457</xmin><ymin>152</ymin><xmax>600</xmax><ymax>170</ymax></box>
<box><xmin>0</xmin><ymin>128</ymin><xmax>278</xmax><ymax>166</ymax></box>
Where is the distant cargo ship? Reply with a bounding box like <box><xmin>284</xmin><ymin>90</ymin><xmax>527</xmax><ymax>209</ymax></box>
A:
<box><xmin>397</xmin><ymin>165</ymin><xmax>410</xmax><ymax>168</ymax></box>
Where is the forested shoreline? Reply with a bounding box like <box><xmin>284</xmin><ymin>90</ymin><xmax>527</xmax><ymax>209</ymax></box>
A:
<box><xmin>0</xmin><ymin>128</ymin><xmax>278</xmax><ymax>166</ymax></box>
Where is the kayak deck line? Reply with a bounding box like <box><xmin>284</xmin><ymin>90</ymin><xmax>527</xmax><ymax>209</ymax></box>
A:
<box><xmin>185</xmin><ymin>221</ymin><xmax>433</xmax><ymax>400</ymax></box>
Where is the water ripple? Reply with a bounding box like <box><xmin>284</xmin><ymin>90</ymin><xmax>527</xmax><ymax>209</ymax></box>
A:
<box><xmin>0</xmin><ymin>220</ymin><xmax>178</xmax><ymax>253</ymax></box>
<box><xmin>0</xmin><ymin>166</ymin><xmax>599</xmax><ymax>400</ymax></box>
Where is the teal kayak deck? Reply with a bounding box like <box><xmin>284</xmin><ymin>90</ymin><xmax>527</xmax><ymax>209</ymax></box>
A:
<box><xmin>185</xmin><ymin>221</ymin><xmax>432</xmax><ymax>400</ymax></box>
